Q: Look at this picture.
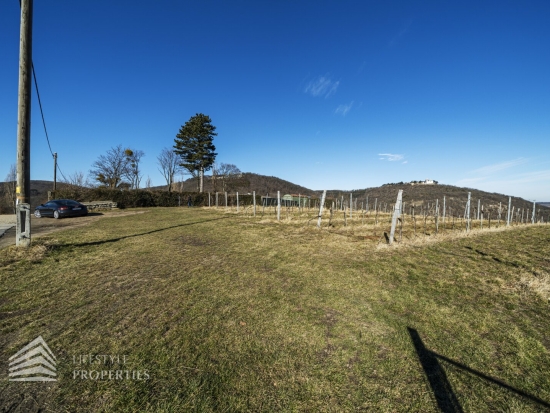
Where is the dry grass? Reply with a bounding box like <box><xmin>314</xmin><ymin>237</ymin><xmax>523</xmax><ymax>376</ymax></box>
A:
<box><xmin>0</xmin><ymin>207</ymin><xmax>549</xmax><ymax>412</ymax></box>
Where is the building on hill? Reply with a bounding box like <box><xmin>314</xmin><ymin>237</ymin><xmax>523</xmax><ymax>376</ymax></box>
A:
<box><xmin>410</xmin><ymin>179</ymin><xmax>437</xmax><ymax>185</ymax></box>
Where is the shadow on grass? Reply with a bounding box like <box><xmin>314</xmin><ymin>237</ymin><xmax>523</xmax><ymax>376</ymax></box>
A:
<box><xmin>408</xmin><ymin>327</ymin><xmax>550</xmax><ymax>412</ymax></box>
<box><xmin>67</xmin><ymin>216</ymin><xmax>229</xmax><ymax>248</ymax></box>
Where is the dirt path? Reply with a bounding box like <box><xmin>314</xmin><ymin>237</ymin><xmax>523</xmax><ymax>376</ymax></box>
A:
<box><xmin>0</xmin><ymin>210</ymin><xmax>148</xmax><ymax>249</ymax></box>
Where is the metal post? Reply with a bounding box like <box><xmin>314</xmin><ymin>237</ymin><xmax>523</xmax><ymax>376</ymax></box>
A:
<box><xmin>236</xmin><ymin>192</ymin><xmax>239</xmax><ymax>212</ymax></box>
<box><xmin>532</xmin><ymin>200</ymin><xmax>536</xmax><ymax>224</ymax></box>
<box><xmin>350</xmin><ymin>193</ymin><xmax>353</xmax><ymax>218</ymax></box>
<box><xmin>16</xmin><ymin>0</ymin><xmax>33</xmax><ymax>247</ymax></box>
<box><xmin>253</xmin><ymin>191</ymin><xmax>256</xmax><ymax>217</ymax></box>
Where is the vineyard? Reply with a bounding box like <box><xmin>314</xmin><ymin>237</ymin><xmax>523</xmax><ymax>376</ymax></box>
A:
<box><xmin>206</xmin><ymin>189</ymin><xmax>549</xmax><ymax>246</ymax></box>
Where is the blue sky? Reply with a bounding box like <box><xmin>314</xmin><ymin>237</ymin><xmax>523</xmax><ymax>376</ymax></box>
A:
<box><xmin>1</xmin><ymin>1</ymin><xmax>549</xmax><ymax>200</ymax></box>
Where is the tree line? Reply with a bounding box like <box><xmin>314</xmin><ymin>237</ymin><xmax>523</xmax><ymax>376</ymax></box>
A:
<box><xmin>76</xmin><ymin>113</ymin><xmax>244</xmax><ymax>193</ymax></box>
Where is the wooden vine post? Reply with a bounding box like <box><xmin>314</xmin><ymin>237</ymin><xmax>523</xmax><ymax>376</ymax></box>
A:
<box><xmin>317</xmin><ymin>190</ymin><xmax>327</xmax><ymax>228</ymax></box>
<box><xmin>465</xmin><ymin>192</ymin><xmax>471</xmax><ymax>232</ymax></box>
<box><xmin>388</xmin><ymin>190</ymin><xmax>403</xmax><ymax>245</ymax></box>
<box><xmin>277</xmin><ymin>191</ymin><xmax>281</xmax><ymax>221</ymax></box>
<box><xmin>506</xmin><ymin>196</ymin><xmax>511</xmax><ymax>226</ymax></box>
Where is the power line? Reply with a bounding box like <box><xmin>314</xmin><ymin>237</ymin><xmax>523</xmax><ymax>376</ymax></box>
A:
<box><xmin>31</xmin><ymin>63</ymin><xmax>69</xmax><ymax>183</ymax></box>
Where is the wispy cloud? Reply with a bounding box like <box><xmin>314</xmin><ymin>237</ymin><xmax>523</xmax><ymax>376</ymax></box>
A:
<box><xmin>335</xmin><ymin>101</ymin><xmax>354</xmax><ymax>116</ymax></box>
<box><xmin>472</xmin><ymin>158</ymin><xmax>529</xmax><ymax>175</ymax></box>
<box><xmin>304</xmin><ymin>76</ymin><xmax>339</xmax><ymax>98</ymax></box>
<box><xmin>389</xmin><ymin>19</ymin><xmax>413</xmax><ymax>46</ymax></box>
<box><xmin>402</xmin><ymin>161</ymin><xmax>408</xmax><ymax>164</ymax></box>
<box><xmin>379</xmin><ymin>153</ymin><xmax>404</xmax><ymax>162</ymax></box>
<box><xmin>492</xmin><ymin>169</ymin><xmax>550</xmax><ymax>184</ymax></box>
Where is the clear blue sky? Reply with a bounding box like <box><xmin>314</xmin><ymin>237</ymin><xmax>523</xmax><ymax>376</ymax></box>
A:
<box><xmin>1</xmin><ymin>1</ymin><xmax>549</xmax><ymax>200</ymax></box>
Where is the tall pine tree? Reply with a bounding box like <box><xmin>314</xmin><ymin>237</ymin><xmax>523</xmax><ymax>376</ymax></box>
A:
<box><xmin>173</xmin><ymin>113</ymin><xmax>217</xmax><ymax>192</ymax></box>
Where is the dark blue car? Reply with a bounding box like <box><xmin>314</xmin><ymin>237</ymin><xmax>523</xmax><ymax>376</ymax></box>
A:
<box><xmin>34</xmin><ymin>199</ymin><xmax>88</xmax><ymax>219</ymax></box>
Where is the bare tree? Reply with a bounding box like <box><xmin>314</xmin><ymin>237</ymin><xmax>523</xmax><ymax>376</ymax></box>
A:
<box><xmin>211</xmin><ymin>163</ymin><xmax>219</xmax><ymax>192</ymax></box>
<box><xmin>62</xmin><ymin>171</ymin><xmax>91</xmax><ymax>188</ymax></box>
<box><xmin>157</xmin><ymin>147</ymin><xmax>182</xmax><ymax>193</ymax></box>
<box><xmin>89</xmin><ymin>145</ymin><xmax>131</xmax><ymax>188</ymax></box>
<box><xmin>145</xmin><ymin>176</ymin><xmax>152</xmax><ymax>190</ymax></box>
<box><xmin>2</xmin><ymin>164</ymin><xmax>16</xmax><ymax>214</ymax></box>
<box><xmin>216</xmin><ymin>163</ymin><xmax>248</xmax><ymax>192</ymax></box>
<box><xmin>124</xmin><ymin>148</ymin><xmax>145</xmax><ymax>189</ymax></box>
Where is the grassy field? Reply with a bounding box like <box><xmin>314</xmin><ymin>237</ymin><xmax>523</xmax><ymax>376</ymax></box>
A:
<box><xmin>0</xmin><ymin>207</ymin><xmax>549</xmax><ymax>412</ymax></box>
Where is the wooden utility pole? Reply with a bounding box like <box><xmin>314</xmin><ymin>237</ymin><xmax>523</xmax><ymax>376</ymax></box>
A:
<box><xmin>53</xmin><ymin>152</ymin><xmax>57</xmax><ymax>191</ymax></box>
<box><xmin>16</xmin><ymin>0</ymin><xmax>33</xmax><ymax>247</ymax></box>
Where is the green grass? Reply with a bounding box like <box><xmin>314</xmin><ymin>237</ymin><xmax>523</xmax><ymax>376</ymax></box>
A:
<box><xmin>0</xmin><ymin>207</ymin><xmax>549</xmax><ymax>412</ymax></box>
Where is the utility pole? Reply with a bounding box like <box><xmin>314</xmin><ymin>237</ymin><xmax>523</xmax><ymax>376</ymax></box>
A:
<box><xmin>16</xmin><ymin>0</ymin><xmax>33</xmax><ymax>247</ymax></box>
<box><xmin>53</xmin><ymin>152</ymin><xmax>57</xmax><ymax>191</ymax></box>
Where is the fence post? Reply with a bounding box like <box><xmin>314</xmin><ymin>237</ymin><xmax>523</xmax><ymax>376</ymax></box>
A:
<box><xmin>481</xmin><ymin>205</ymin><xmax>483</xmax><ymax>229</ymax></box>
<box><xmin>236</xmin><ymin>192</ymin><xmax>239</xmax><ymax>212</ymax></box>
<box><xmin>389</xmin><ymin>190</ymin><xmax>403</xmax><ymax>245</ymax></box>
<box><xmin>477</xmin><ymin>199</ymin><xmax>480</xmax><ymax>220</ymax></box>
<box><xmin>532</xmin><ymin>200</ymin><xmax>536</xmax><ymax>224</ymax></box>
<box><xmin>216</xmin><ymin>192</ymin><xmax>218</xmax><ymax>208</ymax></box>
<box><xmin>253</xmin><ymin>191</ymin><xmax>256</xmax><ymax>217</ymax></box>
<box><xmin>208</xmin><ymin>192</ymin><xmax>211</xmax><ymax>207</ymax></box>
<box><xmin>465</xmin><ymin>192</ymin><xmax>471</xmax><ymax>232</ymax></box>
<box><xmin>317</xmin><ymin>190</ymin><xmax>327</xmax><ymax>228</ymax></box>
<box><xmin>277</xmin><ymin>191</ymin><xmax>280</xmax><ymax>221</ymax></box>
<box><xmin>350</xmin><ymin>193</ymin><xmax>353</xmax><ymax>219</ymax></box>
<box><xmin>506</xmin><ymin>196</ymin><xmax>511</xmax><ymax>226</ymax></box>
<box><xmin>435</xmin><ymin>199</ymin><xmax>439</xmax><ymax>234</ymax></box>
<box><xmin>225</xmin><ymin>192</ymin><xmax>228</xmax><ymax>210</ymax></box>
<box><xmin>442</xmin><ymin>196</ymin><xmax>446</xmax><ymax>226</ymax></box>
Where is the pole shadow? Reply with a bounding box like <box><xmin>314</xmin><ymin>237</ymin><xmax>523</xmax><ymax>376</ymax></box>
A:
<box><xmin>408</xmin><ymin>327</ymin><xmax>463</xmax><ymax>413</ymax></box>
<box><xmin>67</xmin><ymin>216</ymin><xmax>229</xmax><ymax>248</ymax></box>
<box><xmin>408</xmin><ymin>327</ymin><xmax>550</xmax><ymax>412</ymax></box>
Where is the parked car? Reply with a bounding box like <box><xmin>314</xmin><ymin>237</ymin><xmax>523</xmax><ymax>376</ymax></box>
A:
<box><xmin>34</xmin><ymin>199</ymin><xmax>88</xmax><ymax>219</ymax></box>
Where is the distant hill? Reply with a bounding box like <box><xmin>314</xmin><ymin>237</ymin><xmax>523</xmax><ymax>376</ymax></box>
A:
<box><xmin>323</xmin><ymin>183</ymin><xmax>550</xmax><ymax>216</ymax></box>
<box><xmin>154</xmin><ymin>173</ymin><xmax>316</xmax><ymax>197</ymax></box>
<box><xmin>1</xmin><ymin>177</ymin><xmax>548</xmax><ymax>217</ymax></box>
